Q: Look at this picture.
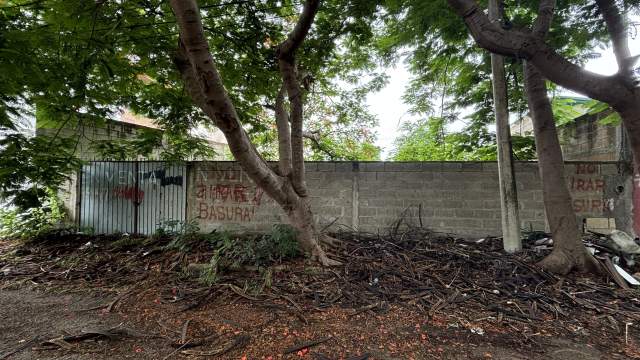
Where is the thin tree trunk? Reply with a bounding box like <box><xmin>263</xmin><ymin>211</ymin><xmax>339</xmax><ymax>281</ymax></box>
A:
<box><xmin>489</xmin><ymin>0</ymin><xmax>522</xmax><ymax>253</ymax></box>
<box><xmin>170</xmin><ymin>0</ymin><xmax>338</xmax><ymax>266</ymax></box>
<box><xmin>523</xmin><ymin>61</ymin><xmax>600</xmax><ymax>274</ymax></box>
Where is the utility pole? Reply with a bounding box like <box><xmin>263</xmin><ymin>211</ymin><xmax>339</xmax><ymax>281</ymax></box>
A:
<box><xmin>489</xmin><ymin>0</ymin><xmax>522</xmax><ymax>253</ymax></box>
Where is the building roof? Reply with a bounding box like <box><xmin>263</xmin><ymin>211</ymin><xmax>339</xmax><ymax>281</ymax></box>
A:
<box><xmin>119</xmin><ymin>109</ymin><xmax>227</xmax><ymax>146</ymax></box>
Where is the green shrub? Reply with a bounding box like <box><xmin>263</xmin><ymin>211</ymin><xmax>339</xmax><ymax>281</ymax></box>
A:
<box><xmin>0</xmin><ymin>187</ymin><xmax>65</xmax><ymax>240</ymax></box>
<box><xmin>194</xmin><ymin>225</ymin><xmax>302</xmax><ymax>286</ymax></box>
<box><xmin>158</xmin><ymin>219</ymin><xmax>202</xmax><ymax>252</ymax></box>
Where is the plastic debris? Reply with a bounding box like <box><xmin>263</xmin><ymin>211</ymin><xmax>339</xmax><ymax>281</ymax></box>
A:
<box><xmin>608</xmin><ymin>230</ymin><xmax>640</xmax><ymax>255</ymax></box>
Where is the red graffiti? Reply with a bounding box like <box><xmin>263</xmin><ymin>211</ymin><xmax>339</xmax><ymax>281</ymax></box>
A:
<box><xmin>252</xmin><ymin>186</ymin><xmax>264</xmax><ymax>206</ymax></box>
<box><xmin>197</xmin><ymin>202</ymin><xmax>255</xmax><ymax>222</ymax></box>
<box><xmin>570</xmin><ymin>177</ymin><xmax>605</xmax><ymax>192</ymax></box>
<box><xmin>576</xmin><ymin>163</ymin><xmax>598</xmax><ymax>174</ymax></box>
<box><xmin>196</xmin><ymin>183</ymin><xmax>263</xmax><ymax>205</ymax></box>
<box><xmin>112</xmin><ymin>186</ymin><xmax>144</xmax><ymax>202</ymax></box>
<box><xmin>573</xmin><ymin>199</ymin><xmax>610</xmax><ymax>213</ymax></box>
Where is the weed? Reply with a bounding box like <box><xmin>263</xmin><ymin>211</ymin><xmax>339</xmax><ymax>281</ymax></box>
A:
<box><xmin>158</xmin><ymin>219</ymin><xmax>202</xmax><ymax>252</ymax></box>
<box><xmin>198</xmin><ymin>225</ymin><xmax>301</xmax><ymax>286</ymax></box>
<box><xmin>198</xmin><ymin>254</ymin><xmax>220</xmax><ymax>286</ymax></box>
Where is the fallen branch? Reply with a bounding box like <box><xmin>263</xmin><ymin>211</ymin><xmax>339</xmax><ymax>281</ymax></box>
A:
<box><xmin>283</xmin><ymin>336</ymin><xmax>332</xmax><ymax>355</ymax></box>
<box><xmin>0</xmin><ymin>335</ymin><xmax>42</xmax><ymax>360</ymax></box>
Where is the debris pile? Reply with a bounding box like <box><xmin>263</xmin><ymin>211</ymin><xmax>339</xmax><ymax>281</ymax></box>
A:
<box><xmin>2</xmin><ymin>224</ymin><xmax>640</xmax><ymax>358</ymax></box>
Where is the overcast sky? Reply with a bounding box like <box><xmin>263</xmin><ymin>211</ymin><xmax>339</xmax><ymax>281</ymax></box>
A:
<box><xmin>368</xmin><ymin>29</ymin><xmax>640</xmax><ymax>159</ymax></box>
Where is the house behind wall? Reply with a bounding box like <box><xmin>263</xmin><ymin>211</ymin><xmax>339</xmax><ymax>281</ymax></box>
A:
<box><xmin>511</xmin><ymin>111</ymin><xmax>638</xmax><ymax>236</ymax></box>
<box><xmin>36</xmin><ymin>110</ymin><xmax>229</xmax><ymax>222</ymax></box>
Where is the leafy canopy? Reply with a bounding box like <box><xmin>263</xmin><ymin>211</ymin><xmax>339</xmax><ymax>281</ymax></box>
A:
<box><xmin>0</xmin><ymin>0</ymin><xmax>384</xmax><ymax>206</ymax></box>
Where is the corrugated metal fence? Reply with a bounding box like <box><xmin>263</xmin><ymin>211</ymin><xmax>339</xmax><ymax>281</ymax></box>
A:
<box><xmin>79</xmin><ymin>161</ymin><xmax>187</xmax><ymax>235</ymax></box>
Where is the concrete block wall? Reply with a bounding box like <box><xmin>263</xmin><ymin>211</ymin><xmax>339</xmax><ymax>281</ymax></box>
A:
<box><xmin>187</xmin><ymin>161</ymin><xmax>636</xmax><ymax>237</ymax></box>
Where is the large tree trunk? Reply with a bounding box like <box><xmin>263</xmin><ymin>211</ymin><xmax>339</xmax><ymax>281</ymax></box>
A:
<box><xmin>285</xmin><ymin>196</ymin><xmax>339</xmax><ymax>264</ymax></box>
<box><xmin>524</xmin><ymin>62</ymin><xmax>600</xmax><ymax>274</ymax></box>
<box><xmin>619</xmin><ymin>103</ymin><xmax>640</xmax><ymax>237</ymax></box>
<box><xmin>169</xmin><ymin>0</ymin><xmax>338</xmax><ymax>266</ymax></box>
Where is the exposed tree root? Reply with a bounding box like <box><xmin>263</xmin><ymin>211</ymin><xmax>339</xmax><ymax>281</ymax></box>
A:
<box><xmin>538</xmin><ymin>248</ymin><xmax>602</xmax><ymax>275</ymax></box>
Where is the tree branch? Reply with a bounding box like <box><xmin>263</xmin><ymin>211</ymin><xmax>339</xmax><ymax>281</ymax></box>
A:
<box><xmin>595</xmin><ymin>0</ymin><xmax>636</xmax><ymax>81</ymax></box>
<box><xmin>446</xmin><ymin>0</ymin><xmax>632</xmax><ymax>106</ymax></box>
<box><xmin>169</xmin><ymin>0</ymin><xmax>287</xmax><ymax>204</ymax></box>
<box><xmin>303</xmin><ymin>131</ymin><xmax>337</xmax><ymax>160</ymax></box>
<box><xmin>276</xmin><ymin>0</ymin><xmax>320</xmax><ymax>197</ymax></box>
<box><xmin>532</xmin><ymin>0</ymin><xmax>555</xmax><ymax>39</ymax></box>
<box><xmin>275</xmin><ymin>83</ymin><xmax>293</xmax><ymax>177</ymax></box>
<box><xmin>277</xmin><ymin>0</ymin><xmax>321</xmax><ymax>59</ymax></box>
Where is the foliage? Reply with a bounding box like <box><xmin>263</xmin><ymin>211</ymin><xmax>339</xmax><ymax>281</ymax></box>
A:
<box><xmin>0</xmin><ymin>187</ymin><xmax>65</xmax><ymax>240</ymax></box>
<box><xmin>0</xmin><ymin>0</ymin><xmax>384</xmax><ymax>210</ymax></box>
<box><xmin>158</xmin><ymin>219</ymin><xmax>203</xmax><ymax>252</ymax></box>
<box><xmin>552</xmin><ymin>96</ymin><xmax>621</xmax><ymax>126</ymax></box>
<box><xmin>190</xmin><ymin>224</ymin><xmax>299</xmax><ymax>287</ymax></box>
<box><xmin>91</xmin><ymin>127</ymin><xmax>216</xmax><ymax>161</ymax></box>
<box><xmin>377</xmin><ymin>0</ymin><xmax>611</xmax><ymax>157</ymax></box>
<box><xmin>0</xmin><ymin>133</ymin><xmax>83</xmax><ymax>207</ymax></box>
<box><xmin>391</xmin><ymin>117</ymin><xmax>536</xmax><ymax>161</ymax></box>
<box><xmin>157</xmin><ymin>220</ymin><xmax>300</xmax><ymax>275</ymax></box>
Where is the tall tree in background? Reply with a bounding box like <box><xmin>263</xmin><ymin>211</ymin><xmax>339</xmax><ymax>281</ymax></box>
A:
<box><xmin>384</xmin><ymin>0</ymin><xmax>617</xmax><ymax>272</ymax></box>
<box><xmin>391</xmin><ymin>117</ymin><xmax>536</xmax><ymax>160</ymax></box>
<box><xmin>447</xmin><ymin>0</ymin><xmax>639</xmax><ymax>273</ymax></box>
<box><xmin>378</xmin><ymin>0</ymin><xmax>598</xmax><ymax>162</ymax></box>
<box><xmin>447</xmin><ymin>0</ymin><xmax>640</xmax><ymax>177</ymax></box>
<box><xmin>170</xmin><ymin>0</ymin><xmax>341</xmax><ymax>265</ymax></box>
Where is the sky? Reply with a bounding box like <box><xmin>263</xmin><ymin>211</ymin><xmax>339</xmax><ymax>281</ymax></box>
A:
<box><xmin>367</xmin><ymin>25</ymin><xmax>640</xmax><ymax>159</ymax></box>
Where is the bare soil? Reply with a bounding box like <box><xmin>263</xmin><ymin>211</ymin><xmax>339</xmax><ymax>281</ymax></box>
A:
<box><xmin>1</xmin><ymin>231</ymin><xmax>639</xmax><ymax>359</ymax></box>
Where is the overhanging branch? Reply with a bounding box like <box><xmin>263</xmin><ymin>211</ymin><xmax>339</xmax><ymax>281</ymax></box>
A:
<box><xmin>595</xmin><ymin>0</ymin><xmax>636</xmax><ymax>82</ymax></box>
<box><xmin>446</xmin><ymin>0</ymin><xmax>631</xmax><ymax>106</ymax></box>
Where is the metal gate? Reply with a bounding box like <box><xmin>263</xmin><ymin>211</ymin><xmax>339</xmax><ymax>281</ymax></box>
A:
<box><xmin>79</xmin><ymin>161</ymin><xmax>187</xmax><ymax>235</ymax></box>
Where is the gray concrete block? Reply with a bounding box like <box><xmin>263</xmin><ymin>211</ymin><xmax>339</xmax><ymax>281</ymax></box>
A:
<box><xmin>334</xmin><ymin>162</ymin><xmax>353</xmax><ymax>172</ymax></box>
<box><xmin>482</xmin><ymin>162</ymin><xmax>499</xmax><ymax>172</ymax></box>
<box><xmin>454</xmin><ymin>209</ymin><xmax>475</xmax><ymax>218</ymax></box>
<box><xmin>359</xmin><ymin>207</ymin><xmax>377</xmax><ymax>217</ymax></box>
<box><xmin>362</xmin><ymin>162</ymin><xmax>385</xmax><ymax>172</ymax></box>
<box><xmin>421</xmin><ymin>162</ymin><xmax>443</xmax><ymax>171</ymax></box>
<box><xmin>441</xmin><ymin>162</ymin><xmax>463</xmax><ymax>172</ymax></box>
<box><xmin>305</xmin><ymin>163</ymin><xmax>318</xmax><ymax>172</ymax></box>
<box><xmin>461</xmin><ymin>162</ymin><xmax>483</xmax><ymax>172</ymax></box>
<box><xmin>317</xmin><ymin>162</ymin><xmax>336</xmax><ymax>172</ymax></box>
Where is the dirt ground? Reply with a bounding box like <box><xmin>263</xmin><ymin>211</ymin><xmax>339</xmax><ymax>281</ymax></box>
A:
<box><xmin>1</xmin><ymin>233</ymin><xmax>640</xmax><ymax>359</ymax></box>
<box><xmin>0</xmin><ymin>288</ymin><xmax>172</xmax><ymax>359</ymax></box>
<box><xmin>0</xmin><ymin>287</ymin><xmax>610</xmax><ymax>360</ymax></box>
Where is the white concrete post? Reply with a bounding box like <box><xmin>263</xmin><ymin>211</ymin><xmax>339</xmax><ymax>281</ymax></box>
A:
<box><xmin>489</xmin><ymin>0</ymin><xmax>522</xmax><ymax>252</ymax></box>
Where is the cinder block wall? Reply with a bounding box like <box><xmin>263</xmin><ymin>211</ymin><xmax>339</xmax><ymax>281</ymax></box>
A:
<box><xmin>188</xmin><ymin>161</ymin><xmax>635</xmax><ymax>237</ymax></box>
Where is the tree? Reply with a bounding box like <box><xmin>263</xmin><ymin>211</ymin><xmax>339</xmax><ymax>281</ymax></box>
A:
<box><xmin>0</xmin><ymin>0</ymin><xmax>381</xmax><ymax>263</ymax></box>
<box><xmin>446</xmin><ymin>0</ymin><xmax>640</xmax><ymax>273</ymax></box>
<box><xmin>447</xmin><ymin>0</ymin><xmax>640</xmax><ymax>175</ymax></box>
<box><xmin>391</xmin><ymin>117</ymin><xmax>536</xmax><ymax>161</ymax></box>
<box><xmin>521</xmin><ymin>0</ymin><xmax>600</xmax><ymax>274</ymax></box>
<box><xmin>0</xmin><ymin>0</ymin><xmax>214</xmax><ymax>206</ymax></box>
<box><xmin>170</xmin><ymin>0</ymin><xmax>348</xmax><ymax>265</ymax></box>
<box><xmin>377</xmin><ymin>0</ymin><xmax>609</xmax><ymax>161</ymax></box>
